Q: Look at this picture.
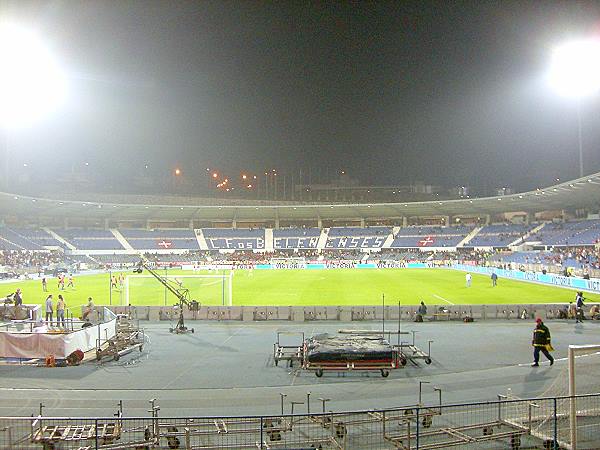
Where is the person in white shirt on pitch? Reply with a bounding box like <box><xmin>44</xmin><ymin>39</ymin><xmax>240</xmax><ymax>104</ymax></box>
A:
<box><xmin>465</xmin><ymin>273</ymin><xmax>472</xmax><ymax>288</ymax></box>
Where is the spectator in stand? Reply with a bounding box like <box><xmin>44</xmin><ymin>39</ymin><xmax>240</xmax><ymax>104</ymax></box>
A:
<box><xmin>589</xmin><ymin>304</ymin><xmax>599</xmax><ymax>320</ymax></box>
<box><xmin>0</xmin><ymin>250</ymin><xmax>64</xmax><ymax>269</ymax></box>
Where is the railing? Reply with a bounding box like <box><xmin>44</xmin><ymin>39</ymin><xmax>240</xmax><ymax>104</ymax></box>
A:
<box><xmin>0</xmin><ymin>393</ymin><xmax>598</xmax><ymax>449</ymax></box>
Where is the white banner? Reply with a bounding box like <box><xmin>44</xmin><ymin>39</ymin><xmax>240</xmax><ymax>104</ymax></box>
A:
<box><xmin>0</xmin><ymin>319</ymin><xmax>116</xmax><ymax>359</ymax></box>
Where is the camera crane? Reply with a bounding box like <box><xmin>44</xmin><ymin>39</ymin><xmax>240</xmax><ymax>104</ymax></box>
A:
<box><xmin>134</xmin><ymin>261</ymin><xmax>198</xmax><ymax>334</ymax></box>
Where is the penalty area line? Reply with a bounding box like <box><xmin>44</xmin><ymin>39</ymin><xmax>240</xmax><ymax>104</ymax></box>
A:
<box><xmin>432</xmin><ymin>294</ymin><xmax>454</xmax><ymax>305</ymax></box>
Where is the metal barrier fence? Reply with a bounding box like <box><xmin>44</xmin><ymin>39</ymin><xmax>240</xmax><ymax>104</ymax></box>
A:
<box><xmin>1</xmin><ymin>393</ymin><xmax>599</xmax><ymax>449</ymax></box>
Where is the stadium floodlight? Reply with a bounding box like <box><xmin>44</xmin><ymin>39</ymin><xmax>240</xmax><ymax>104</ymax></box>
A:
<box><xmin>547</xmin><ymin>39</ymin><xmax>600</xmax><ymax>98</ymax></box>
<box><xmin>0</xmin><ymin>24</ymin><xmax>66</xmax><ymax>128</ymax></box>
<box><xmin>547</xmin><ymin>38</ymin><xmax>600</xmax><ymax>178</ymax></box>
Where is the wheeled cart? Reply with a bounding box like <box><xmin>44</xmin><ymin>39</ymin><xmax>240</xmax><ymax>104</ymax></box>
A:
<box><xmin>96</xmin><ymin>315</ymin><xmax>145</xmax><ymax>362</ymax></box>
<box><xmin>273</xmin><ymin>331</ymin><xmax>304</xmax><ymax>367</ymax></box>
<box><xmin>395</xmin><ymin>330</ymin><xmax>433</xmax><ymax>365</ymax></box>
<box><xmin>304</xmin><ymin>359</ymin><xmax>399</xmax><ymax>378</ymax></box>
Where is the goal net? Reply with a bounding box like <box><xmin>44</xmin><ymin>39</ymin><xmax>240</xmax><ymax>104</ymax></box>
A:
<box><xmin>503</xmin><ymin>344</ymin><xmax>600</xmax><ymax>450</ymax></box>
<box><xmin>125</xmin><ymin>273</ymin><xmax>233</xmax><ymax>306</ymax></box>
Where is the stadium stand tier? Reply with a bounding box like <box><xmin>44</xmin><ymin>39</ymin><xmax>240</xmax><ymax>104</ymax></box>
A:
<box><xmin>119</xmin><ymin>229</ymin><xmax>200</xmax><ymax>250</ymax></box>
<box><xmin>8</xmin><ymin>227</ymin><xmax>65</xmax><ymax>248</ymax></box>
<box><xmin>324</xmin><ymin>226</ymin><xmax>391</xmax><ymax>249</ymax></box>
<box><xmin>390</xmin><ymin>226</ymin><xmax>473</xmax><ymax>248</ymax></box>
<box><xmin>490</xmin><ymin>247</ymin><xmax>600</xmax><ymax>269</ymax></box>
<box><xmin>273</xmin><ymin>227</ymin><xmax>321</xmax><ymax>249</ymax></box>
<box><xmin>2</xmin><ymin>219</ymin><xmax>600</xmax><ymax>270</ymax></box>
<box><xmin>465</xmin><ymin>223</ymin><xmax>535</xmax><ymax>247</ymax></box>
<box><xmin>202</xmin><ymin>228</ymin><xmax>265</xmax><ymax>250</ymax></box>
<box><xmin>53</xmin><ymin>228</ymin><xmax>124</xmax><ymax>250</ymax></box>
<box><xmin>0</xmin><ymin>227</ymin><xmax>48</xmax><ymax>250</ymax></box>
<box><xmin>327</xmin><ymin>226</ymin><xmax>391</xmax><ymax>237</ymax></box>
<box><xmin>528</xmin><ymin>220</ymin><xmax>600</xmax><ymax>246</ymax></box>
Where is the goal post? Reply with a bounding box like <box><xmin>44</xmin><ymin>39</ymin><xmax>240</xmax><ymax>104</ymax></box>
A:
<box><xmin>568</xmin><ymin>344</ymin><xmax>600</xmax><ymax>450</ymax></box>
<box><xmin>124</xmin><ymin>272</ymin><xmax>233</xmax><ymax>306</ymax></box>
<box><xmin>502</xmin><ymin>343</ymin><xmax>600</xmax><ymax>450</ymax></box>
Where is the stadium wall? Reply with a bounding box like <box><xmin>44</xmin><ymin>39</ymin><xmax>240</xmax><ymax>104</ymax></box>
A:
<box><xmin>109</xmin><ymin>303</ymin><xmax>591</xmax><ymax>322</ymax></box>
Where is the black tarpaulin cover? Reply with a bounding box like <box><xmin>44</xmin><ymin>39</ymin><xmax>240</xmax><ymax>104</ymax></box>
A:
<box><xmin>305</xmin><ymin>333</ymin><xmax>394</xmax><ymax>363</ymax></box>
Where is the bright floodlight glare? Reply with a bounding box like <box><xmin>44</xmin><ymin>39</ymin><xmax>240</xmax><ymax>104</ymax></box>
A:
<box><xmin>548</xmin><ymin>38</ymin><xmax>600</xmax><ymax>98</ymax></box>
<box><xmin>0</xmin><ymin>24</ymin><xmax>66</xmax><ymax>128</ymax></box>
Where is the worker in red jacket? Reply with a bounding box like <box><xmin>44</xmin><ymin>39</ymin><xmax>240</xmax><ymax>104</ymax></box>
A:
<box><xmin>531</xmin><ymin>318</ymin><xmax>554</xmax><ymax>367</ymax></box>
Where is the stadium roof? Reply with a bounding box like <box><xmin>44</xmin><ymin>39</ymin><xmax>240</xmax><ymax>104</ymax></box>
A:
<box><xmin>2</xmin><ymin>173</ymin><xmax>600</xmax><ymax>223</ymax></box>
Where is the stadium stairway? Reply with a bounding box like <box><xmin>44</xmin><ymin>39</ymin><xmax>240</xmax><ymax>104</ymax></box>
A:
<box><xmin>194</xmin><ymin>229</ymin><xmax>209</xmax><ymax>250</ymax></box>
<box><xmin>264</xmin><ymin>228</ymin><xmax>274</xmax><ymax>252</ymax></box>
<box><xmin>518</xmin><ymin>222</ymin><xmax>547</xmax><ymax>246</ymax></box>
<box><xmin>317</xmin><ymin>228</ymin><xmax>329</xmax><ymax>250</ymax></box>
<box><xmin>457</xmin><ymin>226</ymin><xmax>482</xmax><ymax>248</ymax></box>
<box><xmin>44</xmin><ymin>227</ymin><xmax>75</xmax><ymax>250</ymax></box>
<box><xmin>110</xmin><ymin>229</ymin><xmax>134</xmax><ymax>251</ymax></box>
<box><xmin>507</xmin><ymin>222</ymin><xmax>544</xmax><ymax>247</ymax></box>
<box><xmin>0</xmin><ymin>235</ymin><xmax>24</xmax><ymax>250</ymax></box>
<box><xmin>382</xmin><ymin>227</ymin><xmax>400</xmax><ymax>248</ymax></box>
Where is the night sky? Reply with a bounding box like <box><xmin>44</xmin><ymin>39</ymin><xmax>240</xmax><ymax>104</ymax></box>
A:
<box><xmin>4</xmin><ymin>1</ymin><xmax>600</xmax><ymax>194</ymax></box>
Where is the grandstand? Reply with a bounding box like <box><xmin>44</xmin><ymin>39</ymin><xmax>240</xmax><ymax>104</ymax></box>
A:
<box><xmin>6</xmin><ymin>227</ymin><xmax>64</xmax><ymax>248</ymax></box>
<box><xmin>465</xmin><ymin>223</ymin><xmax>536</xmax><ymax>247</ymax></box>
<box><xmin>0</xmin><ymin>222</ymin><xmax>598</xmax><ymax>267</ymax></box>
<box><xmin>273</xmin><ymin>227</ymin><xmax>321</xmax><ymax>249</ymax></box>
<box><xmin>527</xmin><ymin>220</ymin><xmax>600</xmax><ymax>246</ymax></box>
<box><xmin>0</xmin><ymin>227</ymin><xmax>46</xmax><ymax>250</ymax></box>
<box><xmin>119</xmin><ymin>228</ymin><xmax>200</xmax><ymax>251</ymax></box>
<box><xmin>201</xmin><ymin>228</ymin><xmax>266</xmax><ymax>250</ymax></box>
<box><xmin>390</xmin><ymin>225</ymin><xmax>473</xmax><ymax>248</ymax></box>
<box><xmin>0</xmin><ymin>174</ymin><xmax>598</xmax><ymax>281</ymax></box>
<box><xmin>0</xmin><ymin>175</ymin><xmax>598</xmax><ymax>281</ymax></box>
<box><xmin>325</xmin><ymin>226</ymin><xmax>391</xmax><ymax>249</ymax></box>
<box><xmin>1</xmin><ymin>175</ymin><xmax>600</xmax><ymax>269</ymax></box>
<box><xmin>54</xmin><ymin>228</ymin><xmax>124</xmax><ymax>251</ymax></box>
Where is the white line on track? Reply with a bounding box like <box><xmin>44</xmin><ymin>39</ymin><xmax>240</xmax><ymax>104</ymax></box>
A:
<box><xmin>517</xmin><ymin>351</ymin><xmax>600</xmax><ymax>367</ymax></box>
<box><xmin>159</xmin><ymin>327</ymin><xmax>245</xmax><ymax>389</ymax></box>
<box><xmin>517</xmin><ymin>357</ymin><xmax>566</xmax><ymax>367</ymax></box>
<box><xmin>432</xmin><ymin>294</ymin><xmax>454</xmax><ymax>305</ymax></box>
<box><xmin>222</xmin><ymin>326</ymin><xmax>244</xmax><ymax>345</ymax></box>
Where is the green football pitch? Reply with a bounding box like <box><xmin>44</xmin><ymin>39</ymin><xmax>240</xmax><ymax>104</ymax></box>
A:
<box><xmin>2</xmin><ymin>268</ymin><xmax>596</xmax><ymax>309</ymax></box>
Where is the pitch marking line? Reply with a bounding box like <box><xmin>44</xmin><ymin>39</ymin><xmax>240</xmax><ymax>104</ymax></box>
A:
<box><xmin>432</xmin><ymin>294</ymin><xmax>454</xmax><ymax>305</ymax></box>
